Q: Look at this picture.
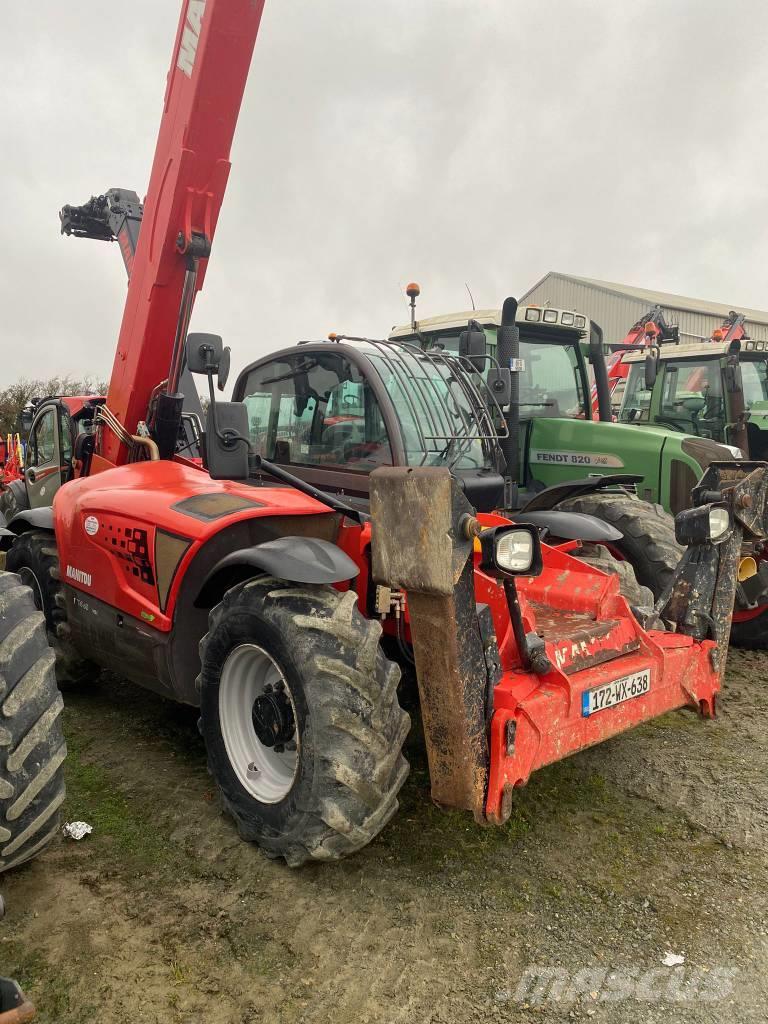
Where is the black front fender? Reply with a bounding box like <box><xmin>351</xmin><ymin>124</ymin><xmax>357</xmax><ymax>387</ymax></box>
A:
<box><xmin>0</xmin><ymin>507</ymin><xmax>55</xmax><ymax>549</ymax></box>
<box><xmin>513</xmin><ymin>510</ymin><xmax>622</xmax><ymax>543</ymax></box>
<box><xmin>195</xmin><ymin>536</ymin><xmax>359</xmax><ymax>607</ymax></box>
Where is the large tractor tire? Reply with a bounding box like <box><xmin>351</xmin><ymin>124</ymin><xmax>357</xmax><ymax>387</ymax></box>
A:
<box><xmin>729</xmin><ymin>608</ymin><xmax>768</xmax><ymax>650</ymax></box>
<box><xmin>573</xmin><ymin>545</ymin><xmax>654</xmax><ymax>612</ymax></box>
<box><xmin>559</xmin><ymin>493</ymin><xmax>682</xmax><ymax>602</ymax></box>
<box><xmin>0</xmin><ymin>481</ymin><xmax>28</xmax><ymax>528</ymax></box>
<box><xmin>0</xmin><ymin>571</ymin><xmax>66</xmax><ymax>874</ymax></box>
<box><xmin>6</xmin><ymin>531</ymin><xmax>95</xmax><ymax>688</ymax></box>
<box><xmin>198</xmin><ymin>576</ymin><xmax>410</xmax><ymax>867</ymax></box>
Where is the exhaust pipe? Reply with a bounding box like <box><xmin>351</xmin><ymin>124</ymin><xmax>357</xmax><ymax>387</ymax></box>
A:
<box><xmin>496</xmin><ymin>297</ymin><xmax>519</xmax><ymax>510</ymax></box>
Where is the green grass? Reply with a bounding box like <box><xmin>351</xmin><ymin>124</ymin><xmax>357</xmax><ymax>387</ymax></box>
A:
<box><xmin>61</xmin><ymin>728</ymin><xmax>183</xmax><ymax>874</ymax></box>
<box><xmin>2</xmin><ymin>944</ymin><xmax>95</xmax><ymax>1023</ymax></box>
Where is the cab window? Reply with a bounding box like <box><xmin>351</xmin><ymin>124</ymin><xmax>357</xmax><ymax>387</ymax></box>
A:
<box><xmin>619</xmin><ymin>364</ymin><xmax>652</xmax><ymax>423</ymax></box>
<box><xmin>517</xmin><ymin>341</ymin><xmax>585</xmax><ymax>419</ymax></box>
<box><xmin>240</xmin><ymin>353</ymin><xmax>392</xmax><ymax>472</ymax></box>
<box><xmin>27</xmin><ymin>408</ymin><xmax>56</xmax><ymax>467</ymax></box>
<box><xmin>659</xmin><ymin>359</ymin><xmax>725</xmax><ymax>439</ymax></box>
<box><xmin>741</xmin><ymin>360</ymin><xmax>768</xmax><ymax>410</ymax></box>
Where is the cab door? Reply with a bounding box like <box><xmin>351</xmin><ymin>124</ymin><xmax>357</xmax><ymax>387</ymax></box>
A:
<box><xmin>24</xmin><ymin>405</ymin><xmax>70</xmax><ymax>508</ymax></box>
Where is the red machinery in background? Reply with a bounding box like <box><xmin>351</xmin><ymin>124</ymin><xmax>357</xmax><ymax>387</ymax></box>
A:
<box><xmin>593</xmin><ymin>307</ymin><xmax>749</xmax><ymax>418</ymax></box>
<box><xmin>591</xmin><ymin>305</ymin><xmax>678</xmax><ymax>417</ymax></box>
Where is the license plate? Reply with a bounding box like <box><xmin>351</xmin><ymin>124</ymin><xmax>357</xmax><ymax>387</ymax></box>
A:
<box><xmin>581</xmin><ymin>668</ymin><xmax>651</xmax><ymax>717</ymax></box>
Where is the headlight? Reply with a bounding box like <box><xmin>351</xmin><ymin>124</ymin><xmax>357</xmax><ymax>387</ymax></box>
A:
<box><xmin>543</xmin><ymin>309</ymin><xmax>558</xmax><ymax>323</ymax></box>
<box><xmin>675</xmin><ymin>503</ymin><xmax>731</xmax><ymax>545</ymax></box>
<box><xmin>561</xmin><ymin>312</ymin><xmax>575</xmax><ymax>326</ymax></box>
<box><xmin>708</xmin><ymin>507</ymin><xmax>730</xmax><ymax>540</ymax></box>
<box><xmin>525</xmin><ymin>308</ymin><xmax>541</xmax><ymax>322</ymax></box>
<box><xmin>479</xmin><ymin>524</ymin><xmax>543</xmax><ymax>579</ymax></box>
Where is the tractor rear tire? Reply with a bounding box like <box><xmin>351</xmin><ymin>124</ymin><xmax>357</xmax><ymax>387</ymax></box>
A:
<box><xmin>198</xmin><ymin>576</ymin><xmax>410</xmax><ymax>866</ymax></box>
<box><xmin>6</xmin><ymin>531</ymin><xmax>95</xmax><ymax>689</ymax></box>
<box><xmin>573</xmin><ymin>544</ymin><xmax>655</xmax><ymax>611</ymax></box>
<box><xmin>559</xmin><ymin>493</ymin><xmax>682</xmax><ymax>601</ymax></box>
<box><xmin>0</xmin><ymin>571</ymin><xmax>67</xmax><ymax>874</ymax></box>
<box><xmin>0</xmin><ymin>482</ymin><xmax>27</xmax><ymax>528</ymax></box>
<box><xmin>729</xmin><ymin>609</ymin><xmax>768</xmax><ymax>649</ymax></box>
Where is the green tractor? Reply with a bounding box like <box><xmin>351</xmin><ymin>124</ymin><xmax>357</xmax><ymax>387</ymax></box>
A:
<box><xmin>386</xmin><ymin>290</ymin><xmax>764</xmax><ymax>641</ymax></box>
<box><xmin>617</xmin><ymin>323</ymin><xmax>768</xmax><ymax>644</ymax></box>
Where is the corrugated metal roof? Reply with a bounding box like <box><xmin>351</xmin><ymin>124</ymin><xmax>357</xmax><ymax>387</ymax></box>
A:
<box><xmin>521</xmin><ymin>272</ymin><xmax>768</xmax><ymax>325</ymax></box>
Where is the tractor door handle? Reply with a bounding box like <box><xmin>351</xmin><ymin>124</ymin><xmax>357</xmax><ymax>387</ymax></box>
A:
<box><xmin>25</xmin><ymin>468</ymin><xmax>36</xmax><ymax>483</ymax></box>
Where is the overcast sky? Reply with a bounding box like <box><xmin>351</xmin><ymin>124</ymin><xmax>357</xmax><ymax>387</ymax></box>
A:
<box><xmin>2</xmin><ymin>0</ymin><xmax>767</xmax><ymax>386</ymax></box>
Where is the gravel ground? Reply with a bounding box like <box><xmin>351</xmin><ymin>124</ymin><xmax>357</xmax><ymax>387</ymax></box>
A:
<box><xmin>1</xmin><ymin>649</ymin><xmax>766</xmax><ymax>1024</ymax></box>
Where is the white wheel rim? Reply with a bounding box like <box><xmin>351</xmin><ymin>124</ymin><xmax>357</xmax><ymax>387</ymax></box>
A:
<box><xmin>218</xmin><ymin>644</ymin><xmax>299</xmax><ymax>804</ymax></box>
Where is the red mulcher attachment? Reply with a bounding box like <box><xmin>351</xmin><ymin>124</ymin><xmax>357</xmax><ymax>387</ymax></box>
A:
<box><xmin>369</xmin><ymin>460</ymin><xmax>768</xmax><ymax>825</ymax></box>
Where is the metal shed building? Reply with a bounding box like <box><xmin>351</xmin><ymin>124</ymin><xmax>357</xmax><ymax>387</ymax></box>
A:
<box><xmin>520</xmin><ymin>272</ymin><xmax>768</xmax><ymax>346</ymax></box>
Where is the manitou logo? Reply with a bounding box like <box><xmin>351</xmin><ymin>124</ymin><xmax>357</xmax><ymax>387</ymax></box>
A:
<box><xmin>177</xmin><ymin>0</ymin><xmax>206</xmax><ymax>77</ymax></box>
<box><xmin>66</xmin><ymin>565</ymin><xmax>92</xmax><ymax>588</ymax></box>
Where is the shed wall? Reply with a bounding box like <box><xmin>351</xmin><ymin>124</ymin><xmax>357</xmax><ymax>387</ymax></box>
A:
<box><xmin>521</xmin><ymin>277</ymin><xmax>768</xmax><ymax>345</ymax></box>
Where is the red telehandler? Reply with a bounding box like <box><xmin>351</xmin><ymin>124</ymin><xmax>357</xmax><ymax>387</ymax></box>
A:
<box><xmin>2</xmin><ymin>0</ymin><xmax>768</xmax><ymax>871</ymax></box>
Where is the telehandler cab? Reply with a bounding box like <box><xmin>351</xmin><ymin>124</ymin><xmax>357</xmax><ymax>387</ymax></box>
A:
<box><xmin>1</xmin><ymin>0</ymin><xmax>767</xmax><ymax>871</ymax></box>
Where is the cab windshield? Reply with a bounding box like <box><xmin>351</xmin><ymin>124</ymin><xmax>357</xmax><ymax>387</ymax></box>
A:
<box><xmin>364</xmin><ymin>346</ymin><xmax>494</xmax><ymax>470</ymax></box>
<box><xmin>420</xmin><ymin>328</ymin><xmax>586</xmax><ymax>420</ymax></box>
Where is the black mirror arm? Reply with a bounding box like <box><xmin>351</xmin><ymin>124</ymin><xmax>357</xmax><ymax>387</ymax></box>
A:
<box><xmin>251</xmin><ymin>455</ymin><xmax>368</xmax><ymax>527</ymax></box>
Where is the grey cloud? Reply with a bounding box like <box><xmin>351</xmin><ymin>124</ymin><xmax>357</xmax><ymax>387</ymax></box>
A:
<box><xmin>1</xmin><ymin>0</ymin><xmax>767</xmax><ymax>387</ymax></box>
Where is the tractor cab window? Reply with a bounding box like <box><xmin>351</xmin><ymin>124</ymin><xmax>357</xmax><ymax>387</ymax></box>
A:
<box><xmin>741</xmin><ymin>359</ymin><xmax>768</xmax><ymax>410</ymax></box>
<box><xmin>658</xmin><ymin>359</ymin><xmax>725</xmax><ymax>439</ymax></box>
<box><xmin>619</xmin><ymin>364</ymin><xmax>652</xmax><ymax>423</ymax></box>
<box><xmin>517</xmin><ymin>340</ymin><xmax>585</xmax><ymax>419</ymax></box>
<box><xmin>240</xmin><ymin>353</ymin><xmax>392</xmax><ymax>472</ymax></box>
<box><xmin>26</xmin><ymin>408</ymin><xmax>56</xmax><ymax>468</ymax></box>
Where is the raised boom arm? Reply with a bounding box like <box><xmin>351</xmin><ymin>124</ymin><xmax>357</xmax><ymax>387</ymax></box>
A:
<box><xmin>94</xmin><ymin>0</ymin><xmax>265</xmax><ymax>469</ymax></box>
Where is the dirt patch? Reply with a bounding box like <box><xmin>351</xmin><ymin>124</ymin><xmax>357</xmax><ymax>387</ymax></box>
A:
<box><xmin>2</xmin><ymin>652</ymin><xmax>767</xmax><ymax>1023</ymax></box>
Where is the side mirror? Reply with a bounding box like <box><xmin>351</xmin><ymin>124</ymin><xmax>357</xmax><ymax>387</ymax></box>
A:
<box><xmin>588</xmin><ymin>323</ymin><xmax>604</xmax><ymax>363</ymax></box>
<box><xmin>187</xmin><ymin>333</ymin><xmax>223</xmax><ymax>375</ymax></box>
<box><xmin>205</xmin><ymin>401</ymin><xmax>250</xmax><ymax>480</ymax></box>
<box><xmin>18</xmin><ymin>409</ymin><xmax>34</xmax><ymax>433</ymax></box>
<box><xmin>459</xmin><ymin>320</ymin><xmax>487</xmax><ymax>373</ymax></box>
<box><xmin>644</xmin><ymin>349</ymin><xmax>659</xmax><ymax>390</ymax></box>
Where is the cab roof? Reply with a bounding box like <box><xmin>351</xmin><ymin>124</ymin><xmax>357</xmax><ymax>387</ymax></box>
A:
<box><xmin>389</xmin><ymin>304</ymin><xmax>589</xmax><ymax>338</ymax></box>
<box><xmin>622</xmin><ymin>340</ymin><xmax>765</xmax><ymax>363</ymax></box>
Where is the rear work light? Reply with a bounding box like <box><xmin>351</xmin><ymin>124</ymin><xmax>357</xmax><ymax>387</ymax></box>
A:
<box><xmin>543</xmin><ymin>310</ymin><xmax>558</xmax><ymax>323</ymax></box>
<box><xmin>574</xmin><ymin>315</ymin><xmax>587</xmax><ymax>328</ymax></box>
<box><xmin>525</xmin><ymin>308</ymin><xmax>541</xmax><ymax>322</ymax></box>
<box><xmin>560</xmin><ymin>312</ymin><xmax>575</xmax><ymax>325</ymax></box>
